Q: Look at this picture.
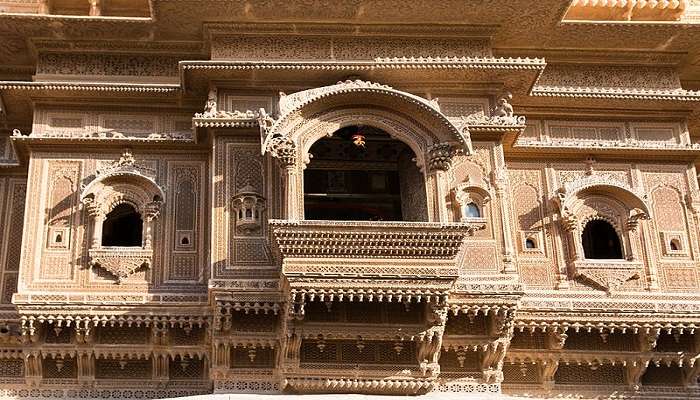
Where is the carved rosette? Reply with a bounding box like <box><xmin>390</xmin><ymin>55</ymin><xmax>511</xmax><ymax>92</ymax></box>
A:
<box><xmin>88</xmin><ymin>248</ymin><xmax>152</xmax><ymax>284</ymax></box>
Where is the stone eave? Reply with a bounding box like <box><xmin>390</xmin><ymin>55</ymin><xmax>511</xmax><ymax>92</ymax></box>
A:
<box><xmin>531</xmin><ymin>86</ymin><xmax>700</xmax><ymax>101</ymax></box>
<box><xmin>504</xmin><ymin>142</ymin><xmax>700</xmax><ymax>160</ymax></box>
<box><xmin>179</xmin><ymin>58</ymin><xmax>545</xmax><ymax>96</ymax></box>
<box><xmin>9</xmin><ymin>135</ymin><xmax>201</xmax><ymax>167</ymax></box>
<box><xmin>203</xmin><ymin>21</ymin><xmax>501</xmax><ymax>38</ymax></box>
<box><xmin>0</xmin><ymin>81</ymin><xmax>183</xmax><ymax>128</ymax></box>
<box><xmin>504</xmin><ymin>350</ymin><xmax>696</xmax><ymax>367</ymax></box>
<box><xmin>12</xmin><ymin>292</ymin><xmax>209</xmax><ymax>307</ymax></box>
<box><xmin>287</xmin><ymin>283</ymin><xmax>454</xmax><ymax>300</ymax></box>
<box><xmin>515</xmin><ymin>312</ymin><xmax>700</xmax><ymax>332</ymax></box>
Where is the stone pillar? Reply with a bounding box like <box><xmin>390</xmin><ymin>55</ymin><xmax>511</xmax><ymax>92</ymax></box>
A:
<box><xmin>492</xmin><ymin>165</ymin><xmax>516</xmax><ymax>273</ymax></box>
<box><xmin>152</xmin><ymin>354</ymin><xmax>169</xmax><ymax>386</ymax></box>
<box><xmin>268</xmin><ymin>136</ymin><xmax>299</xmax><ymax>220</ymax></box>
<box><xmin>142</xmin><ymin>200</ymin><xmax>162</xmax><ymax>249</ymax></box>
<box><xmin>82</xmin><ymin>196</ymin><xmax>104</xmax><ymax>248</ymax></box>
<box><xmin>426</xmin><ymin>143</ymin><xmax>452</xmax><ymax>222</ymax></box>
<box><xmin>77</xmin><ymin>352</ymin><xmax>95</xmax><ymax>386</ymax></box>
<box><xmin>88</xmin><ymin>0</ymin><xmax>101</xmax><ymax>16</ymax></box>
<box><xmin>24</xmin><ymin>351</ymin><xmax>42</xmax><ymax>386</ymax></box>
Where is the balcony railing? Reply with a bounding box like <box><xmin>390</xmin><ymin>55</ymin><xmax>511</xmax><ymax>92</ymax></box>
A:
<box><xmin>269</xmin><ymin>219</ymin><xmax>476</xmax><ymax>280</ymax></box>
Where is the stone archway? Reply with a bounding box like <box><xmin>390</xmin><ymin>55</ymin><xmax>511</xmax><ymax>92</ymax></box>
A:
<box><xmin>259</xmin><ymin>80</ymin><xmax>473</xmax><ymax>220</ymax></box>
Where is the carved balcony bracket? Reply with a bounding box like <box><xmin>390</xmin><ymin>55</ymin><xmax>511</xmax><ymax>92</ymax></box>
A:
<box><xmin>573</xmin><ymin>260</ymin><xmax>642</xmax><ymax>293</ymax></box>
<box><xmin>625</xmin><ymin>360</ymin><xmax>649</xmax><ymax>391</ymax></box>
<box><xmin>88</xmin><ymin>248</ymin><xmax>152</xmax><ymax>284</ymax></box>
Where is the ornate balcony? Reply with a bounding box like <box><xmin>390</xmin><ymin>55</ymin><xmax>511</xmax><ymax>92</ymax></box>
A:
<box><xmin>269</xmin><ymin>220</ymin><xmax>475</xmax><ymax>303</ymax></box>
<box><xmin>88</xmin><ymin>247</ymin><xmax>152</xmax><ymax>284</ymax></box>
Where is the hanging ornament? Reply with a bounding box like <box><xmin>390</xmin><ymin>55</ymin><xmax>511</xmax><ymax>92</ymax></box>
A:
<box><xmin>352</xmin><ymin>126</ymin><xmax>366</xmax><ymax>148</ymax></box>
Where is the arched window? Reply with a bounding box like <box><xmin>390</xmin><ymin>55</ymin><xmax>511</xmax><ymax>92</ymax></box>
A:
<box><xmin>525</xmin><ymin>238</ymin><xmax>536</xmax><ymax>249</ymax></box>
<box><xmin>102</xmin><ymin>203</ymin><xmax>143</xmax><ymax>247</ymax></box>
<box><xmin>582</xmin><ymin>219</ymin><xmax>623</xmax><ymax>259</ymax></box>
<box><xmin>463</xmin><ymin>202</ymin><xmax>481</xmax><ymax>218</ymax></box>
<box><xmin>304</xmin><ymin>125</ymin><xmax>426</xmax><ymax>221</ymax></box>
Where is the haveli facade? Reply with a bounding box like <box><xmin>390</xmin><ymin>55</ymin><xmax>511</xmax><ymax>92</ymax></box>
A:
<box><xmin>1</xmin><ymin>1</ymin><xmax>700</xmax><ymax>399</ymax></box>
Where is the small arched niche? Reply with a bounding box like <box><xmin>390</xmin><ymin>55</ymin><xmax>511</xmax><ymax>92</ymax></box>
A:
<box><xmin>582</xmin><ymin>219</ymin><xmax>623</xmax><ymax>259</ymax></box>
<box><xmin>303</xmin><ymin>125</ymin><xmax>427</xmax><ymax>221</ymax></box>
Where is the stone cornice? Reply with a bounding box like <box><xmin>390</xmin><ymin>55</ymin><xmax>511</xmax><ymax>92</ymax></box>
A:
<box><xmin>204</xmin><ymin>22</ymin><xmax>501</xmax><ymax>38</ymax></box>
<box><xmin>532</xmin><ymin>86</ymin><xmax>700</xmax><ymax>100</ymax></box>
<box><xmin>0</xmin><ymin>81</ymin><xmax>180</xmax><ymax>93</ymax></box>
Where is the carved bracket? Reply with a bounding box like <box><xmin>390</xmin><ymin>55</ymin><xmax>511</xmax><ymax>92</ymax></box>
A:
<box><xmin>88</xmin><ymin>248</ymin><xmax>152</xmax><ymax>284</ymax></box>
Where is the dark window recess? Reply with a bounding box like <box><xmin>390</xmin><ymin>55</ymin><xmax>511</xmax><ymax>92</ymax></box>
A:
<box><xmin>303</xmin><ymin>125</ymin><xmax>424</xmax><ymax>221</ymax></box>
<box><xmin>102</xmin><ymin>203</ymin><xmax>143</xmax><ymax>247</ymax></box>
<box><xmin>525</xmin><ymin>238</ymin><xmax>536</xmax><ymax>249</ymax></box>
<box><xmin>582</xmin><ymin>219</ymin><xmax>623</xmax><ymax>259</ymax></box>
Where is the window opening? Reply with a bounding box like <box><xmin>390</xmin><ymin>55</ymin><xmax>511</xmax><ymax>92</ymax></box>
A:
<box><xmin>525</xmin><ymin>238</ymin><xmax>536</xmax><ymax>249</ymax></box>
<box><xmin>303</xmin><ymin>125</ymin><xmax>425</xmax><ymax>221</ymax></box>
<box><xmin>582</xmin><ymin>219</ymin><xmax>623</xmax><ymax>259</ymax></box>
<box><xmin>670</xmin><ymin>239</ymin><xmax>680</xmax><ymax>251</ymax></box>
<box><xmin>463</xmin><ymin>202</ymin><xmax>481</xmax><ymax>218</ymax></box>
<box><xmin>102</xmin><ymin>203</ymin><xmax>143</xmax><ymax>247</ymax></box>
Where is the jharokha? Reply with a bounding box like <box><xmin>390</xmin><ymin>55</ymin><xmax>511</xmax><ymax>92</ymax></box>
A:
<box><xmin>1</xmin><ymin>1</ymin><xmax>700</xmax><ymax>399</ymax></box>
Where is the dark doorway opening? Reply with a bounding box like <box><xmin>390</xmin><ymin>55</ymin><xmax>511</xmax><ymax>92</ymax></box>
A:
<box><xmin>303</xmin><ymin>125</ymin><xmax>426</xmax><ymax>221</ymax></box>
<box><xmin>102</xmin><ymin>203</ymin><xmax>143</xmax><ymax>247</ymax></box>
<box><xmin>582</xmin><ymin>219</ymin><xmax>623</xmax><ymax>259</ymax></box>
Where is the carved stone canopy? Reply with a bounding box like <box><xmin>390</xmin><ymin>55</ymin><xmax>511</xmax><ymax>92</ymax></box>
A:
<box><xmin>555</xmin><ymin>175</ymin><xmax>651</xmax><ymax>221</ymax></box>
<box><xmin>81</xmin><ymin>170</ymin><xmax>165</xmax><ymax>218</ymax></box>
<box><xmin>260</xmin><ymin>80</ymin><xmax>474</xmax><ymax>162</ymax></box>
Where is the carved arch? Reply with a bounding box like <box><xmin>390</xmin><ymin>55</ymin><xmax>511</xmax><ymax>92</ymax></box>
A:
<box><xmin>556</xmin><ymin>175</ymin><xmax>651</xmax><ymax>219</ymax></box>
<box><xmin>81</xmin><ymin>171</ymin><xmax>165</xmax><ymax>216</ymax></box>
<box><xmin>261</xmin><ymin>80</ymin><xmax>473</xmax><ymax>163</ymax></box>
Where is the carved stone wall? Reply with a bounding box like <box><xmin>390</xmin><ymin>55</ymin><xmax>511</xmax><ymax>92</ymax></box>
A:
<box><xmin>33</xmin><ymin>107</ymin><xmax>193</xmax><ymax>140</ymax></box>
<box><xmin>0</xmin><ymin>176</ymin><xmax>25</xmax><ymax>305</ymax></box>
<box><xmin>210</xmin><ymin>35</ymin><xmax>492</xmax><ymax>61</ymax></box>
<box><xmin>16</xmin><ymin>151</ymin><xmax>208</xmax><ymax>296</ymax></box>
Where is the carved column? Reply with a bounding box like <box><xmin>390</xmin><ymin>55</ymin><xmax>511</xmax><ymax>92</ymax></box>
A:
<box><xmin>142</xmin><ymin>200</ymin><xmax>162</xmax><ymax>249</ymax></box>
<box><xmin>82</xmin><ymin>196</ymin><xmax>104</xmax><ymax>248</ymax></box>
<box><xmin>38</xmin><ymin>0</ymin><xmax>49</xmax><ymax>14</ymax></box>
<box><xmin>269</xmin><ymin>136</ymin><xmax>300</xmax><ymax>220</ymax></box>
<box><xmin>88</xmin><ymin>0</ymin><xmax>101</xmax><ymax>16</ymax></box>
<box><xmin>152</xmin><ymin>354</ymin><xmax>169</xmax><ymax>386</ymax></box>
<box><xmin>637</xmin><ymin>219</ymin><xmax>659</xmax><ymax>290</ymax></box>
<box><xmin>492</xmin><ymin>165</ymin><xmax>516</xmax><ymax>273</ymax></box>
<box><xmin>426</xmin><ymin>143</ymin><xmax>452</xmax><ymax>222</ymax></box>
<box><xmin>76</xmin><ymin>352</ymin><xmax>95</xmax><ymax>386</ymax></box>
<box><xmin>24</xmin><ymin>351</ymin><xmax>42</xmax><ymax>386</ymax></box>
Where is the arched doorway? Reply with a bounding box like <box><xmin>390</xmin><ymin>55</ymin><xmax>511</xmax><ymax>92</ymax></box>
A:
<box><xmin>303</xmin><ymin>125</ymin><xmax>427</xmax><ymax>221</ymax></box>
<box><xmin>582</xmin><ymin>219</ymin><xmax>623</xmax><ymax>259</ymax></box>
